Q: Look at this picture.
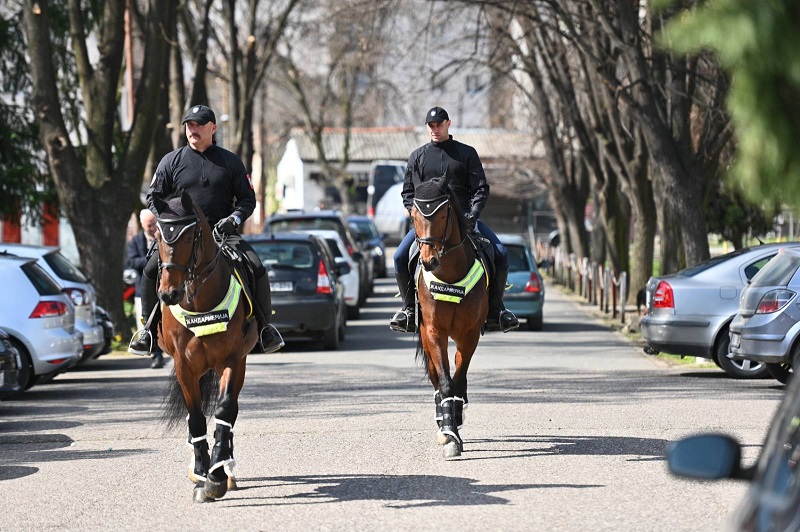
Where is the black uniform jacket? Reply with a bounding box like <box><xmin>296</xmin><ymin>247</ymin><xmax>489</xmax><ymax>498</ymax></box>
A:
<box><xmin>126</xmin><ymin>231</ymin><xmax>150</xmax><ymax>297</ymax></box>
<box><xmin>402</xmin><ymin>136</ymin><xmax>490</xmax><ymax>220</ymax></box>
<box><xmin>147</xmin><ymin>144</ymin><xmax>256</xmax><ymax>226</ymax></box>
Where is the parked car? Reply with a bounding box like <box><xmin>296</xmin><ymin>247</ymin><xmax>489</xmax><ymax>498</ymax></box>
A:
<box><xmin>730</xmin><ymin>247</ymin><xmax>800</xmax><ymax>384</ymax></box>
<box><xmin>366</xmin><ymin>159</ymin><xmax>406</xmax><ymax>218</ymax></box>
<box><xmin>0</xmin><ymin>243</ymin><xmax>105</xmax><ymax>362</ymax></box>
<box><xmin>498</xmin><ymin>234</ymin><xmax>545</xmax><ymax>331</ymax></box>
<box><xmin>264</xmin><ymin>210</ymin><xmax>373</xmax><ymax>303</ymax></box>
<box><xmin>0</xmin><ymin>329</ymin><xmax>22</xmax><ymax>399</ymax></box>
<box><xmin>348</xmin><ymin>215</ymin><xmax>388</xmax><ymax>278</ymax></box>
<box><xmin>246</xmin><ymin>233</ymin><xmax>349</xmax><ymax>350</ymax></box>
<box><xmin>373</xmin><ymin>183</ymin><xmax>412</xmax><ymax>245</ymax></box>
<box><xmin>641</xmin><ymin>243</ymin><xmax>800</xmax><ymax>379</ymax></box>
<box><xmin>667</xmin><ymin>370</ymin><xmax>800</xmax><ymax>530</ymax></box>
<box><xmin>0</xmin><ymin>255</ymin><xmax>83</xmax><ymax>391</ymax></box>
<box><xmin>301</xmin><ymin>229</ymin><xmax>363</xmax><ymax>320</ymax></box>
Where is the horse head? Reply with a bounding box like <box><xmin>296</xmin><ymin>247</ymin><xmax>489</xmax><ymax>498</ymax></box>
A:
<box><xmin>152</xmin><ymin>190</ymin><xmax>204</xmax><ymax>305</ymax></box>
<box><xmin>412</xmin><ymin>174</ymin><xmax>466</xmax><ymax>272</ymax></box>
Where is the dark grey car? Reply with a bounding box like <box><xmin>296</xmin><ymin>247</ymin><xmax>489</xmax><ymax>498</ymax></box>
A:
<box><xmin>730</xmin><ymin>247</ymin><xmax>800</xmax><ymax>383</ymax></box>
<box><xmin>668</xmin><ymin>372</ymin><xmax>800</xmax><ymax>530</ymax></box>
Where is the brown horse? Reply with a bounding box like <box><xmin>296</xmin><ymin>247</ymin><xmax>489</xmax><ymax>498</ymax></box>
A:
<box><xmin>411</xmin><ymin>177</ymin><xmax>489</xmax><ymax>458</ymax></box>
<box><xmin>153</xmin><ymin>191</ymin><xmax>259</xmax><ymax>503</ymax></box>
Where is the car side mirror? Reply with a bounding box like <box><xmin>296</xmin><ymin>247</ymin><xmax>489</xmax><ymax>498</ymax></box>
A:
<box><xmin>351</xmin><ymin>251</ymin><xmax>364</xmax><ymax>262</ymax></box>
<box><xmin>667</xmin><ymin>434</ymin><xmax>751</xmax><ymax>481</ymax></box>
<box><xmin>335</xmin><ymin>262</ymin><xmax>351</xmax><ymax>276</ymax></box>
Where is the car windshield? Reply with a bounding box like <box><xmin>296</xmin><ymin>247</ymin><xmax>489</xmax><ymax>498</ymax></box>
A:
<box><xmin>350</xmin><ymin>220</ymin><xmax>378</xmax><ymax>239</ymax></box>
<box><xmin>749</xmin><ymin>251</ymin><xmax>800</xmax><ymax>287</ymax></box>
<box><xmin>44</xmin><ymin>251</ymin><xmax>89</xmax><ymax>283</ymax></box>
<box><xmin>506</xmin><ymin>245</ymin><xmax>531</xmax><ymax>272</ymax></box>
<box><xmin>22</xmin><ymin>262</ymin><xmax>63</xmax><ymax>295</ymax></box>
<box><xmin>250</xmin><ymin>242</ymin><xmax>316</xmax><ymax>270</ymax></box>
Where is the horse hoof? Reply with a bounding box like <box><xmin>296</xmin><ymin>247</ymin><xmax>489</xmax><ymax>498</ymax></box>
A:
<box><xmin>193</xmin><ymin>484</ymin><xmax>213</xmax><ymax>503</ymax></box>
<box><xmin>443</xmin><ymin>441</ymin><xmax>462</xmax><ymax>458</ymax></box>
<box><xmin>203</xmin><ymin>478</ymin><xmax>228</xmax><ymax>500</ymax></box>
<box><xmin>436</xmin><ymin>431</ymin><xmax>448</xmax><ymax>445</ymax></box>
<box><xmin>227</xmin><ymin>477</ymin><xmax>238</xmax><ymax>491</ymax></box>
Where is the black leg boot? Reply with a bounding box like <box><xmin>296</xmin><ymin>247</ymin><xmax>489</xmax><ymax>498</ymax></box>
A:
<box><xmin>204</xmin><ymin>421</ymin><xmax>234</xmax><ymax>499</ymax></box>
<box><xmin>129</xmin><ymin>271</ymin><xmax>160</xmax><ymax>355</ymax></box>
<box><xmin>486</xmin><ymin>270</ymin><xmax>519</xmax><ymax>332</ymax></box>
<box><xmin>389</xmin><ymin>270</ymin><xmax>416</xmax><ymax>332</ymax></box>
<box><xmin>255</xmin><ymin>274</ymin><xmax>284</xmax><ymax>353</ymax></box>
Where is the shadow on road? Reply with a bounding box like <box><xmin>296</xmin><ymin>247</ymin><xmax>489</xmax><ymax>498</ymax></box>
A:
<box><xmin>225</xmin><ymin>473</ymin><xmax>601</xmax><ymax>508</ymax></box>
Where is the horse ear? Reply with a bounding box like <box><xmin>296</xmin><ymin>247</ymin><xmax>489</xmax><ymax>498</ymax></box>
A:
<box><xmin>180</xmin><ymin>190</ymin><xmax>194</xmax><ymax>213</ymax></box>
<box><xmin>152</xmin><ymin>194</ymin><xmax>167</xmax><ymax>215</ymax></box>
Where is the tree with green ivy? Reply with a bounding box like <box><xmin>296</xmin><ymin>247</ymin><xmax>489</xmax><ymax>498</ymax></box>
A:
<box><xmin>662</xmin><ymin>0</ymin><xmax>800</xmax><ymax>209</ymax></box>
<box><xmin>0</xmin><ymin>13</ymin><xmax>55</xmax><ymax>223</ymax></box>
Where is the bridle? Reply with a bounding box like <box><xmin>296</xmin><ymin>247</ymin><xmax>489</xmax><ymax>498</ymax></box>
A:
<box><xmin>156</xmin><ymin>212</ymin><xmax>222</xmax><ymax>303</ymax></box>
<box><xmin>413</xmin><ymin>196</ymin><xmax>466</xmax><ymax>260</ymax></box>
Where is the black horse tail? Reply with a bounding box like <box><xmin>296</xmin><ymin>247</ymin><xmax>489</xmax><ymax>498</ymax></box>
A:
<box><xmin>415</xmin><ymin>332</ymin><xmax>430</xmax><ymax>379</ymax></box>
<box><xmin>161</xmin><ymin>368</ymin><xmax>219</xmax><ymax>430</ymax></box>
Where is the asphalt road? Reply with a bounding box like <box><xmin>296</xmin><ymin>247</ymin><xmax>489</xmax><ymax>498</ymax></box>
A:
<box><xmin>0</xmin><ymin>276</ymin><xmax>785</xmax><ymax>531</ymax></box>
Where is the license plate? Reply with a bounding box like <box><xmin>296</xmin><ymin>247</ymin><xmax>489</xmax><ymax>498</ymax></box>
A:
<box><xmin>270</xmin><ymin>281</ymin><xmax>293</xmax><ymax>292</ymax></box>
<box><xmin>730</xmin><ymin>333</ymin><xmax>740</xmax><ymax>349</ymax></box>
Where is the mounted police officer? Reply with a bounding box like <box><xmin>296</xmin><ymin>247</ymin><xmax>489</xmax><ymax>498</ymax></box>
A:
<box><xmin>389</xmin><ymin>106</ymin><xmax>519</xmax><ymax>334</ymax></box>
<box><xmin>128</xmin><ymin>104</ymin><xmax>283</xmax><ymax>356</ymax></box>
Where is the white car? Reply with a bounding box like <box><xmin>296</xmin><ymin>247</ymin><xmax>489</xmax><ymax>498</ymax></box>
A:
<box><xmin>0</xmin><ymin>243</ymin><xmax>105</xmax><ymax>362</ymax></box>
<box><xmin>301</xmin><ymin>229</ymin><xmax>362</xmax><ymax>320</ymax></box>
<box><xmin>0</xmin><ymin>255</ymin><xmax>83</xmax><ymax>392</ymax></box>
<box><xmin>373</xmin><ymin>182</ymin><xmax>411</xmax><ymax>245</ymax></box>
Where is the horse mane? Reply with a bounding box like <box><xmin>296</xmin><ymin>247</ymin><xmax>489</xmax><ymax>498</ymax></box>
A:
<box><xmin>414</xmin><ymin>178</ymin><xmax>469</xmax><ymax>241</ymax></box>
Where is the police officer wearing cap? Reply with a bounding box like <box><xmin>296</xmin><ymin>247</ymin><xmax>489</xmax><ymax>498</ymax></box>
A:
<box><xmin>389</xmin><ymin>106</ymin><xmax>519</xmax><ymax>334</ymax></box>
<box><xmin>128</xmin><ymin>104</ymin><xmax>284</xmax><ymax>356</ymax></box>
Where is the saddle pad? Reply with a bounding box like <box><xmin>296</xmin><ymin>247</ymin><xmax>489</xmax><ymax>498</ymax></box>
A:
<box><xmin>167</xmin><ymin>276</ymin><xmax>243</xmax><ymax>336</ymax></box>
<box><xmin>420</xmin><ymin>259</ymin><xmax>485</xmax><ymax>303</ymax></box>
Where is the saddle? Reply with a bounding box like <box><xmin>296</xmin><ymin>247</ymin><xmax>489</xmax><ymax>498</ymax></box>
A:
<box><xmin>217</xmin><ymin>242</ymin><xmax>257</xmax><ymax>321</ymax></box>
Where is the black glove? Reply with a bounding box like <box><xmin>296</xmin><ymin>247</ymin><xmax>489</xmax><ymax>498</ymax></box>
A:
<box><xmin>215</xmin><ymin>215</ymin><xmax>239</xmax><ymax>236</ymax></box>
<box><xmin>465</xmin><ymin>212</ymin><xmax>479</xmax><ymax>233</ymax></box>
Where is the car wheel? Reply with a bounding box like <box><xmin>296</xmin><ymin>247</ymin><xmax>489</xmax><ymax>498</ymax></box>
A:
<box><xmin>527</xmin><ymin>313</ymin><xmax>543</xmax><ymax>331</ymax></box>
<box><xmin>8</xmin><ymin>338</ymin><xmax>35</xmax><ymax>391</ymax></box>
<box><xmin>766</xmin><ymin>363</ymin><xmax>791</xmax><ymax>384</ymax></box>
<box><xmin>346</xmin><ymin>305</ymin><xmax>360</xmax><ymax>320</ymax></box>
<box><xmin>715</xmin><ymin>329</ymin><xmax>769</xmax><ymax>379</ymax></box>
<box><xmin>338</xmin><ymin>315</ymin><xmax>346</xmax><ymax>342</ymax></box>
<box><xmin>322</xmin><ymin>320</ymin><xmax>340</xmax><ymax>351</ymax></box>
<box><xmin>765</xmin><ymin>343</ymin><xmax>800</xmax><ymax>384</ymax></box>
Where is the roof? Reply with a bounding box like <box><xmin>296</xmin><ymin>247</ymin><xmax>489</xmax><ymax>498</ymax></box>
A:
<box><xmin>0</xmin><ymin>243</ymin><xmax>58</xmax><ymax>257</ymax></box>
<box><xmin>291</xmin><ymin>127</ymin><xmax>542</xmax><ymax>162</ymax></box>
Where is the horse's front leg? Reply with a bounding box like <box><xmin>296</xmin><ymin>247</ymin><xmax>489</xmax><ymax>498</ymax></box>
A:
<box><xmin>450</xmin><ymin>328</ymin><xmax>481</xmax><ymax>442</ymax></box>
<box><xmin>420</xmin><ymin>324</ymin><xmax>461</xmax><ymax>458</ymax></box>
<box><xmin>203</xmin><ymin>354</ymin><xmax>246</xmax><ymax>500</ymax></box>
<box><xmin>175</xmin><ymin>366</ymin><xmax>211</xmax><ymax>502</ymax></box>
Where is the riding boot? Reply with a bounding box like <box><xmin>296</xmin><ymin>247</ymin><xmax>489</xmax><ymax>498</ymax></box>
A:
<box><xmin>486</xmin><ymin>270</ymin><xmax>519</xmax><ymax>332</ymax></box>
<box><xmin>255</xmin><ymin>274</ymin><xmax>284</xmax><ymax>353</ymax></box>
<box><xmin>389</xmin><ymin>270</ymin><xmax>416</xmax><ymax>333</ymax></box>
<box><xmin>129</xmin><ymin>272</ymin><xmax>160</xmax><ymax>356</ymax></box>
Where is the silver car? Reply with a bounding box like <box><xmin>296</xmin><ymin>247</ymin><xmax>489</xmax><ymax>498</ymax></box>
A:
<box><xmin>0</xmin><ymin>255</ymin><xmax>83</xmax><ymax>391</ymax></box>
<box><xmin>641</xmin><ymin>243</ymin><xmax>800</xmax><ymax>378</ymax></box>
<box><xmin>729</xmin><ymin>247</ymin><xmax>800</xmax><ymax>383</ymax></box>
<box><xmin>0</xmin><ymin>243</ymin><xmax>104</xmax><ymax>361</ymax></box>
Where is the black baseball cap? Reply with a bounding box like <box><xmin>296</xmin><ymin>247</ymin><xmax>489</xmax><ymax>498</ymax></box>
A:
<box><xmin>425</xmin><ymin>106</ymin><xmax>449</xmax><ymax>124</ymax></box>
<box><xmin>182</xmin><ymin>105</ymin><xmax>216</xmax><ymax>125</ymax></box>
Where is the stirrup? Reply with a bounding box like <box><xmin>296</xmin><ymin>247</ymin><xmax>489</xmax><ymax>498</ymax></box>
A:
<box><xmin>389</xmin><ymin>309</ymin><xmax>416</xmax><ymax>333</ymax></box>
<box><xmin>128</xmin><ymin>328</ymin><xmax>153</xmax><ymax>356</ymax></box>
<box><xmin>260</xmin><ymin>324</ymin><xmax>285</xmax><ymax>354</ymax></box>
<box><xmin>498</xmin><ymin>309</ymin><xmax>519</xmax><ymax>332</ymax></box>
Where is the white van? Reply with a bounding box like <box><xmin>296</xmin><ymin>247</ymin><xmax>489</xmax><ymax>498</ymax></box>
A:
<box><xmin>367</xmin><ymin>160</ymin><xmax>406</xmax><ymax>218</ymax></box>
<box><xmin>373</xmin><ymin>183</ymin><xmax>411</xmax><ymax>245</ymax></box>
